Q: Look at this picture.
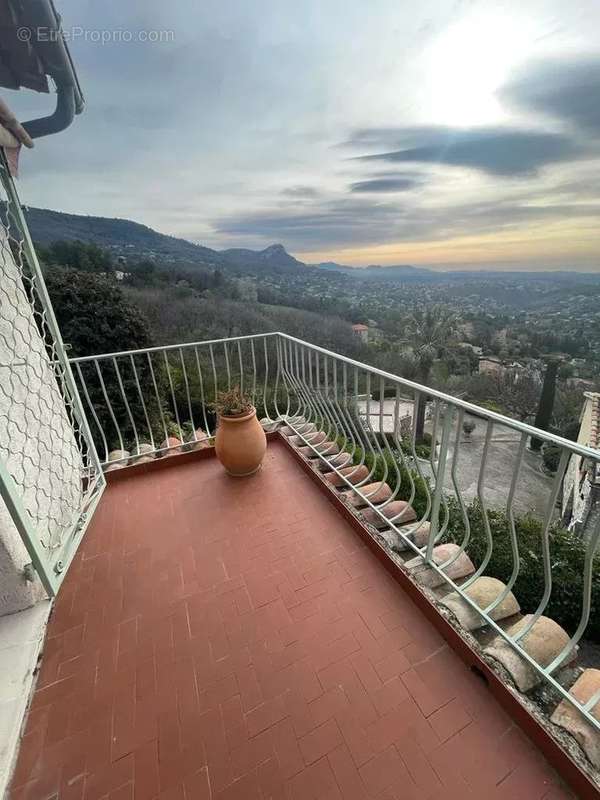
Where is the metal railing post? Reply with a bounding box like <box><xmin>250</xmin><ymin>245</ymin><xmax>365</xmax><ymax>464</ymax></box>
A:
<box><xmin>426</xmin><ymin>403</ymin><xmax>454</xmax><ymax>562</ymax></box>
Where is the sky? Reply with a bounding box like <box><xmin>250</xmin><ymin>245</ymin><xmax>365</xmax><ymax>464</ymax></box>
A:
<box><xmin>7</xmin><ymin>0</ymin><xmax>600</xmax><ymax>270</ymax></box>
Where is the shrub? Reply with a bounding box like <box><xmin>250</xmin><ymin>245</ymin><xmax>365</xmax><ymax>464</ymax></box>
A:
<box><xmin>332</xmin><ymin>424</ymin><xmax>600</xmax><ymax>645</ymax></box>
<box><xmin>444</xmin><ymin>498</ymin><xmax>600</xmax><ymax>642</ymax></box>
<box><xmin>542</xmin><ymin>444</ymin><xmax>562</xmax><ymax>473</ymax></box>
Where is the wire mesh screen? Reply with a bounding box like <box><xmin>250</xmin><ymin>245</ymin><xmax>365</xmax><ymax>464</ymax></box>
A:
<box><xmin>0</xmin><ymin>154</ymin><xmax>105</xmax><ymax>595</ymax></box>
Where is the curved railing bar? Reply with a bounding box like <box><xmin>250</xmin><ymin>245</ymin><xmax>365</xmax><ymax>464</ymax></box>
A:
<box><xmin>250</xmin><ymin>339</ymin><xmax>258</xmax><ymax>407</ymax></box>
<box><xmin>456</xmin><ymin>421</ymin><xmax>495</xmax><ymax>586</ymax></box>
<box><xmin>237</xmin><ymin>339</ymin><xmax>244</xmax><ymax>394</ymax></box>
<box><xmin>329</xmin><ymin>362</ymin><xmax>369</xmax><ymax>482</ymax></box>
<box><xmin>130</xmin><ymin>354</ymin><xmax>155</xmax><ymax>451</ymax></box>
<box><xmin>546</xmin><ymin>518</ymin><xmax>600</xmax><ymax>675</ymax></box>
<box><xmin>94</xmin><ymin>359</ymin><xmax>123</xmax><ymax>452</ymax></box>
<box><xmin>112</xmin><ymin>356</ymin><xmax>139</xmax><ymax>455</ymax></box>
<box><xmin>146</xmin><ymin>352</ymin><xmax>169</xmax><ymax>445</ymax></box>
<box><xmin>163</xmin><ymin>350</ymin><xmax>183</xmax><ymax>443</ymax></box>
<box><xmin>372</xmin><ymin>376</ymin><xmax>402</xmax><ymax>510</ymax></box>
<box><xmin>513</xmin><ymin>449</ymin><xmax>570</xmax><ymax>642</ymax></box>
<box><xmin>444</xmin><ymin>407</ymin><xmax>472</xmax><ymax>561</ymax></box>
<box><xmin>179</xmin><ymin>348</ymin><xmax>196</xmax><ymax>441</ymax></box>
<box><xmin>387</xmin><ymin>387</ymin><xmax>420</xmax><ymax>526</ymax></box>
<box><xmin>485</xmin><ymin>432</ymin><xmax>527</xmax><ymax>614</ymax></box>
<box><xmin>75</xmin><ymin>362</ymin><xmax>109</xmax><ymax>464</ymax></box>
<box><xmin>193</xmin><ymin>346</ymin><xmax>211</xmax><ymax>436</ymax></box>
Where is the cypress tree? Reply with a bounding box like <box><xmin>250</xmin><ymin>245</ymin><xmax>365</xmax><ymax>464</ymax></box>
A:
<box><xmin>530</xmin><ymin>359</ymin><xmax>559</xmax><ymax>452</ymax></box>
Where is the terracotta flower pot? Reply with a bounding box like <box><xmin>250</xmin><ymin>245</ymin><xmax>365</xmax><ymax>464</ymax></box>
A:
<box><xmin>215</xmin><ymin>406</ymin><xmax>267</xmax><ymax>476</ymax></box>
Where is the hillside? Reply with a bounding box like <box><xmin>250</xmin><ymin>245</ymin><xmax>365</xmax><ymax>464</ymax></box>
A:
<box><xmin>22</xmin><ymin>207</ymin><xmax>308</xmax><ymax>274</ymax></box>
<box><xmin>23</xmin><ymin>206</ymin><xmax>225</xmax><ymax>267</ymax></box>
<box><xmin>20</xmin><ymin>205</ymin><xmax>595</xmax><ymax>283</ymax></box>
<box><xmin>220</xmin><ymin>243</ymin><xmax>306</xmax><ymax>271</ymax></box>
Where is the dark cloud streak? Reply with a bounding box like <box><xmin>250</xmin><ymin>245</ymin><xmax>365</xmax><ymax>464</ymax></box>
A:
<box><xmin>350</xmin><ymin>177</ymin><xmax>420</xmax><ymax>192</ymax></box>
<box><xmin>351</xmin><ymin>126</ymin><xmax>584</xmax><ymax>176</ymax></box>
<box><xmin>503</xmin><ymin>56</ymin><xmax>600</xmax><ymax>136</ymax></box>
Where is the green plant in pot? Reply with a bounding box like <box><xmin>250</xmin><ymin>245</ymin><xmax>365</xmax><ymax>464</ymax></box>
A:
<box><xmin>211</xmin><ymin>386</ymin><xmax>267</xmax><ymax>476</ymax></box>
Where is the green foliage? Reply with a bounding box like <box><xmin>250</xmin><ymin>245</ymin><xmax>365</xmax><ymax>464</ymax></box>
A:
<box><xmin>444</xmin><ymin>499</ymin><xmax>600</xmax><ymax>643</ymax></box>
<box><xmin>531</xmin><ymin>360</ymin><xmax>559</xmax><ymax>451</ymax></box>
<box><xmin>542</xmin><ymin>444</ymin><xmax>562</xmax><ymax>473</ymax></box>
<box><xmin>39</xmin><ymin>240</ymin><xmax>113</xmax><ymax>273</ymax></box>
<box><xmin>44</xmin><ymin>266</ymin><xmax>158</xmax><ymax>453</ymax></box>
<box><xmin>328</xmin><ymin>436</ymin><xmax>600</xmax><ymax>643</ymax></box>
<box><xmin>44</xmin><ymin>266</ymin><xmax>152</xmax><ymax>358</ymax></box>
<box><xmin>561</xmin><ymin>419</ymin><xmax>581</xmax><ymax>442</ymax></box>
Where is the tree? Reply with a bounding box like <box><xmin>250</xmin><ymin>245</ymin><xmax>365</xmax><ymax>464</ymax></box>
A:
<box><xmin>39</xmin><ymin>240</ymin><xmax>114</xmax><ymax>273</ymax></box>
<box><xmin>402</xmin><ymin>306</ymin><xmax>458</xmax><ymax>441</ymax></box>
<box><xmin>490</xmin><ymin>370</ymin><xmax>540</xmax><ymax>422</ymax></box>
<box><xmin>44</xmin><ymin>267</ymin><xmax>155</xmax><ymax>453</ymax></box>
<box><xmin>553</xmin><ymin>385</ymin><xmax>583</xmax><ymax>440</ymax></box>
<box><xmin>530</xmin><ymin>359</ymin><xmax>560</xmax><ymax>452</ymax></box>
<box><xmin>44</xmin><ymin>266</ymin><xmax>152</xmax><ymax>357</ymax></box>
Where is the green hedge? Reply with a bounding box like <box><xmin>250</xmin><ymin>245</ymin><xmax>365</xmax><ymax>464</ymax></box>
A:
<box><xmin>337</xmin><ymin>442</ymin><xmax>600</xmax><ymax>643</ymax></box>
<box><xmin>443</xmin><ymin>499</ymin><xmax>600</xmax><ymax>642</ymax></box>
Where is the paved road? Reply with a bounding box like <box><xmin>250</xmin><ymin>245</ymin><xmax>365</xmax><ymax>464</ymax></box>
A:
<box><xmin>439</xmin><ymin>421</ymin><xmax>554</xmax><ymax>518</ymax></box>
<box><xmin>358</xmin><ymin>400</ymin><xmax>554</xmax><ymax>518</ymax></box>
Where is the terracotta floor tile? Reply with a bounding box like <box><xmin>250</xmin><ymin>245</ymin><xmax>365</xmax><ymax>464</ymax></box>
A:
<box><xmin>428</xmin><ymin>697</ymin><xmax>472</xmax><ymax>743</ymax></box>
<box><xmin>359</xmin><ymin>745</ymin><xmax>412</xmax><ymax>796</ymax></box>
<box><xmin>298</xmin><ymin>718</ymin><xmax>344</xmax><ymax>765</ymax></box>
<box><xmin>8</xmin><ymin>443</ymin><xmax>576</xmax><ymax>800</ymax></box>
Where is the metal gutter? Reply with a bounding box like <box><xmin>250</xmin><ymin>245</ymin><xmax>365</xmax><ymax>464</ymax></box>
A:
<box><xmin>17</xmin><ymin>0</ymin><xmax>85</xmax><ymax>139</ymax></box>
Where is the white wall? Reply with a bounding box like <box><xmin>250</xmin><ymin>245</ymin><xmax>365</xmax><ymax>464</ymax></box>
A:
<box><xmin>0</xmin><ymin>234</ymin><xmax>84</xmax><ymax>614</ymax></box>
<box><xmin>562</xmin><ymin>393</ymin><xmax>599</xmax><ymax>533</ymax></box>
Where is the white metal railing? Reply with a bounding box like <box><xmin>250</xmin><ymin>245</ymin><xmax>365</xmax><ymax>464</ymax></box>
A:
<box><xmin>70</xmin><ymin>331</ymin><xmax>600</xmax><ymax>732</ymax></box>
<box><xmin>70</xmin><ymin>333</ymin><xmax>283</xmax><ymax>464</ymax></box>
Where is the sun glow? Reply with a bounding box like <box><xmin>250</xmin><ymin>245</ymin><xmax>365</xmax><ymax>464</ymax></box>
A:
<box><xmin>422</xmin><ymin>12</ymin><xmax>535</xmax><ymax>126</ymax></box>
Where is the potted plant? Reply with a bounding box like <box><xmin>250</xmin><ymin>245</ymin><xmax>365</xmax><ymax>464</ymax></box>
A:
<box><xmin>463</xmin><ymin>419</ymin><xmax>476</xmax><ymax>439</ymax></box>
<box><xmin>211</xmin><ymin>386</ymin><xmax>267</xmax><ymax>476</ymax></box>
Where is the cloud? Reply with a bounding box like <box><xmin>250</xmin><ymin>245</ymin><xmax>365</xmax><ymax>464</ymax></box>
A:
<box><xmin>349</xmin><ymin>177</ymin><xmax>420</xmax><ymax>193</ymax></box>
<box><xmin>503</xmin><ymin>56</ymin><xmax>600</xmax><ymax>136</ymax></box>
<box><xmin>348</xmin><ymin>126</ymin><xmax>584</xmax><ymax>176</ymax></box>
<box><xmin>212</xmin><ymin>188</ymin><xmax>600</xmax><ymax>252</ymax></box>
<box><xmin>281</xmin><ymin>186</ymin><xmax>320</xmax><ymax>198</ymax></box>
<box><xmin>213</xmin><ymin>198</ymin><xmax>406</xmax><ymax>248</ymax></box>
<box><xmin>5</xmin><ymin>1</ymin><xmax>600</xmax><ymax>269</ymax></box>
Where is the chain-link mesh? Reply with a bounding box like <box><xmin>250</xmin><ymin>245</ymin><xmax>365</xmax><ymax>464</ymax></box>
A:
<box><xmin>0</xmin><ymin>156</ymin><xmax>104</xmax><ymax>590</ymax></box>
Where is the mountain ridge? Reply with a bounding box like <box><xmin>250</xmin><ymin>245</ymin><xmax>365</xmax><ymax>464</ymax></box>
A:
<box><xmin>19</xmin><ymin>205</ymin><xmax>599</xmax><ymax>280</ymax></box>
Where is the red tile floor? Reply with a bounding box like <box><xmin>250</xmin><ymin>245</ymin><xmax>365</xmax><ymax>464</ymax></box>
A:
<box><xmin>10</xmin><ymin>441</ymin><xmax>575</xmax><ymax>799</ymax></box>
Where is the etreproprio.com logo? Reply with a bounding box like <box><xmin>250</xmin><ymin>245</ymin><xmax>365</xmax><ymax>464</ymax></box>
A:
<box><xmin>17</xmin><ymin>26</ymin><xmax>175</xmax><ymax>45</ymax></box>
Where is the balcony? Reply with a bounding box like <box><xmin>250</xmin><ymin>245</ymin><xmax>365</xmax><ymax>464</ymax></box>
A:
<box><xmin>7</xmin><ymin>438</ymin><xmax>575</xmax><ymax>800</ymax></box>
<box><xmin>5</xmin><ymin>332</ymin><xmax>600</xmax><ymax>798</ymax></box>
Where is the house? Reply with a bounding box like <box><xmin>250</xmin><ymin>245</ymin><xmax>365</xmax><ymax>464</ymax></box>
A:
<box><xmin>352</xmin><ymin>322</ymin><xmax>369</xmax><ymax>342</ymax></box>
<box><xmin>562</xmin><ymin>391</ymin><xmax>600</xmax><ymax>536</ymax></box>
<box><xmin>478</xmin><ymin>356</ymin><xmax>504</xmax><ymax>375</ymax></box>
<box><xmin>2</xmin><ymin>4</ymin><xmax>600</xmax><ymax>797</ymax></box>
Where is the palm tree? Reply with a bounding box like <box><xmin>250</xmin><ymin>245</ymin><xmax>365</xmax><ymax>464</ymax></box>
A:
<box><xmin>402</xmin><ymin>305</ymin><xmax>458</xmax><ymax>441</ymax></box>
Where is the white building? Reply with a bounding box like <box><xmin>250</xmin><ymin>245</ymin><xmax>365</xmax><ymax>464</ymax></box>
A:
<box><xmin>562</xmin><ymin>392</ymin><xmax>600</xmax><ymax>535</ymax></box>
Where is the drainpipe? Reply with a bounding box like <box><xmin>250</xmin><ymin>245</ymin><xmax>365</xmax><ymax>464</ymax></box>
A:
<box><xmin>22</xmin><ymin>84</ymin><xmax>76</xmax><ymax>140</ymax></box>
<box><xmin>18</xmin><ymin>0</ymin><xmax>85</xmax><ymax>140</ymax></box>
